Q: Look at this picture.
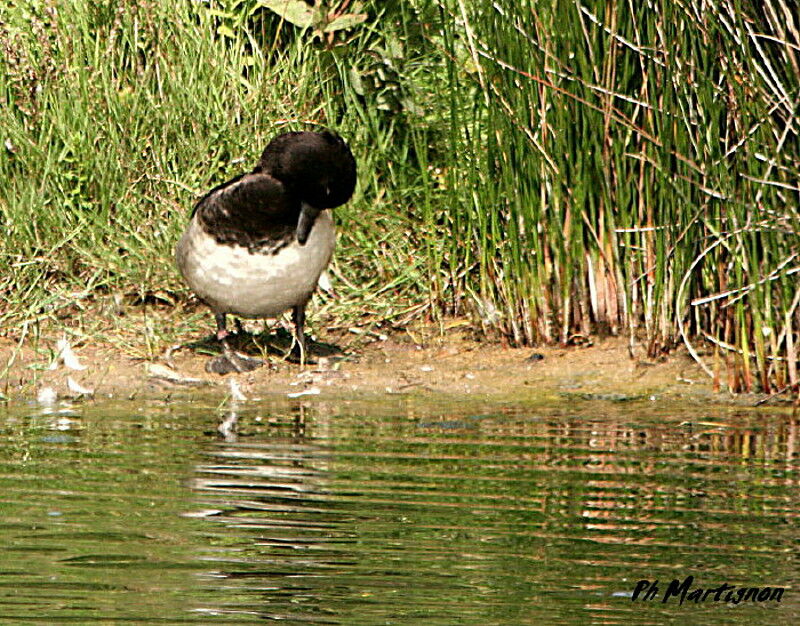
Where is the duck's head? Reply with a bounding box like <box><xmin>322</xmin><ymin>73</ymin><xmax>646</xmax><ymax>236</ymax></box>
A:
<box><xmin>258</xmin><ymin>130</ymin><xmax>357</xmax><ymax>210</ymax></box>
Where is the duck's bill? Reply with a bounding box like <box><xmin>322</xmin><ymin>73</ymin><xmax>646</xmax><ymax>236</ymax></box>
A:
<box><xmin>296</xmin><ymin>203</ymin><xmax>322</xmax><ymax>245</ymax></box>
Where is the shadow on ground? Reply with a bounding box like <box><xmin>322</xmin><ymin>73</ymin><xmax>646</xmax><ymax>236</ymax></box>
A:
<box><xmin>185</xmin><ymin>327</ymin><xmax>345</xmax><ymax>364</ymax></box>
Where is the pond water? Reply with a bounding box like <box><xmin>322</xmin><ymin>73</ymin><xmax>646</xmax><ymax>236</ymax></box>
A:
<box><xmin>0</xmin><ymin>393</ymin><xmax>798</xmax><ymax>623</ymax></box>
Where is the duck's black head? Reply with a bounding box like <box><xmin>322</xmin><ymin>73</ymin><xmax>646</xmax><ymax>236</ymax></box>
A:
<box><xmin>258</xmin><ymin>130</ymin><xmax>357</xmax><ymax>209</ymax></box>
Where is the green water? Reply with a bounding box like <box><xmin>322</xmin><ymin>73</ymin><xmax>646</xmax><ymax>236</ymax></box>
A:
<box><xmin>0</xmin><ymin>395</ymin><xmax>797</xmax><ymax>623</ymax></box>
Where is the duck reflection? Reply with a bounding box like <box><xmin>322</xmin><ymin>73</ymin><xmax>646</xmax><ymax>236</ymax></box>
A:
<box><xmin>189</xmin><ymin>402</ymin><xmax>358</xmax><ymax>621</ymax></box>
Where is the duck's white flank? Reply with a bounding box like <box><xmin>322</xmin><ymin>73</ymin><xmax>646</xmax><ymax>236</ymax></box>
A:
<box><xmin>176</xmin><ymin>211</ymin><xmax>335</xmax><ymax>318</ymax></box>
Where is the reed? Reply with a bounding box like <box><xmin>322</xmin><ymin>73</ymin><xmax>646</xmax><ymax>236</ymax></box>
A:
<box><xmin>421</xmin><ymin>0</ymin><xmax>800</xmax><ymax>392</ymax></box>
<box><xmin>0</xmin><ymin>0</ymin><xmax>798</xmax><ymax>393</ymax></box>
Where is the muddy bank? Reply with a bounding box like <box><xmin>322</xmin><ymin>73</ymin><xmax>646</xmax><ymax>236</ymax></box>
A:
<box><xmin>3</xmin><ymin>315</ymin><xmax>777</xmax><ymax>408</ymax></box>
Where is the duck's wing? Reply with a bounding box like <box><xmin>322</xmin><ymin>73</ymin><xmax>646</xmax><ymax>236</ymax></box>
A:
<box><xmin>192</xmin><ymin>172</ymin><xmax>297</xmax><ymax>253</ymax></box>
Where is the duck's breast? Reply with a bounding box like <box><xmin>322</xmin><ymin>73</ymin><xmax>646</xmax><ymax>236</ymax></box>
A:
<box><xmin>176</xmin><ymin>211</ymin><xmax>335</xmax><ymax>318</ymax></box>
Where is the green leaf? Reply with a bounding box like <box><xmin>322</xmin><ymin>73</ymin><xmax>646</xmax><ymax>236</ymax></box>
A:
<box><xmin>257</xmin><ymin>0</ymin><xmax>315</xmax><ymax>29</ymax></box>
<box><xmin>400</xmin><ymin>97</ymin><xmax>424</xmax><ymax>117</ymax></box>
<box><xmin>216</xmin><ymin>24</ymin><xmax>235</xmax><ymax>39</ymax></box>
<box><xmin>206</xmin><ymin>9</ymin><xmax>235</xmax><ymax>19</ymax></box>
<box><xmin>323</xmin><ymin>13</ymin><xmax>368</xmax><ymax>33</ymax></box>
<box><xmin>385</xmin><ymin>33</ymin><xmax>403</xmax><ymax>59</ymax></box>
<box><xmin>349</xmin><ymin>67</ymin><xmax>365</xmax><ymax>96</ymax></box>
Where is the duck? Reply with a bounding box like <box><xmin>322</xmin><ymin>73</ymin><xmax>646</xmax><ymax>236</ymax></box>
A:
<box><xmin>176</xmin><ymin>130</ymin><xmax>357</xmax><ymax>374</ymax></box>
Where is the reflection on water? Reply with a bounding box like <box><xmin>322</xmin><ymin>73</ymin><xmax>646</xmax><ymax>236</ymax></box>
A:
<box><xmin>0</xmin><ymin>396</ymin><xmax>798</xmax><ymax>623</ymax></box>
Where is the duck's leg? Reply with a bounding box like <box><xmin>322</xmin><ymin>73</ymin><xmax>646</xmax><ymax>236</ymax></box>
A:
<box><xmin>215</xmin><ymin>313</ymin><xmax>229</xmax><ymax>342</ymax></box>
<box><xmin>291</xmin><ymin>304</ymin><xmax>311</xmax><ymax>365</ymax></box>
<box><xmin>206</xmin><ymin>313</ymin><xmax>263</xmax><ymax>375</ymax></box>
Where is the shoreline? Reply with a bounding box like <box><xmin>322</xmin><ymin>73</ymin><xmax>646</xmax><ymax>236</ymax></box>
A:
<box><xmin>0</xmin><ymin>317</ymin><xmax>788</xmax><ymax>409</ymax></box>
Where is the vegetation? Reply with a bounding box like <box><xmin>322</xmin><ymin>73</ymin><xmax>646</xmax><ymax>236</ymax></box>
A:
<box><xmin>1</xmin><ymin>0</ymin><xmax>798</xmax><ymax>393</ymax></box>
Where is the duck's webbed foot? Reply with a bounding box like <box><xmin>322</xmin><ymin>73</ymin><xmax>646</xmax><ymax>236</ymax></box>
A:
<box><xmin>207</xmin><ymin>313</ymin><xmax>264</xmax><ymax>375</ymax></box>
<box><xmin>206</xmin><ymin>350</ymin><xmax>263</xmax><ymax>375</ymax></box>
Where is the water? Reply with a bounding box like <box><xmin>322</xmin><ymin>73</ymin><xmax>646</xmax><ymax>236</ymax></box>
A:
<box><xmin>0</xmin><ymin>394</ymin><xmax>798</xmax><ymax>623</ymax></box>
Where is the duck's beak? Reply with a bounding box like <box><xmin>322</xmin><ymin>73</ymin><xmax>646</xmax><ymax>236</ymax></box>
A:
<box><xmin>296</xmin><ymin>202</ymin><xmax>322</xmax><ymax>245</ymax></box>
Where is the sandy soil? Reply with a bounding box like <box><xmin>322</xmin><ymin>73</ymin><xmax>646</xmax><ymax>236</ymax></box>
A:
<box><xmin>0</xmin><ymin>315</ymin><xmax>754</xmax><ymax>407</ymax></box>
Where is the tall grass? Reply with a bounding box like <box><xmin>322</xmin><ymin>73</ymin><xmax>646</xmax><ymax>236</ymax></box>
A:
<box><xmin>1</xmin><ymin>0</ymin><xmax>798</xmax><ymax>393</ymax></box>
<box><xmin>426</xmin><ymin>0</ymin><xmax>800</xmax><ymax>393</ymax></box>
